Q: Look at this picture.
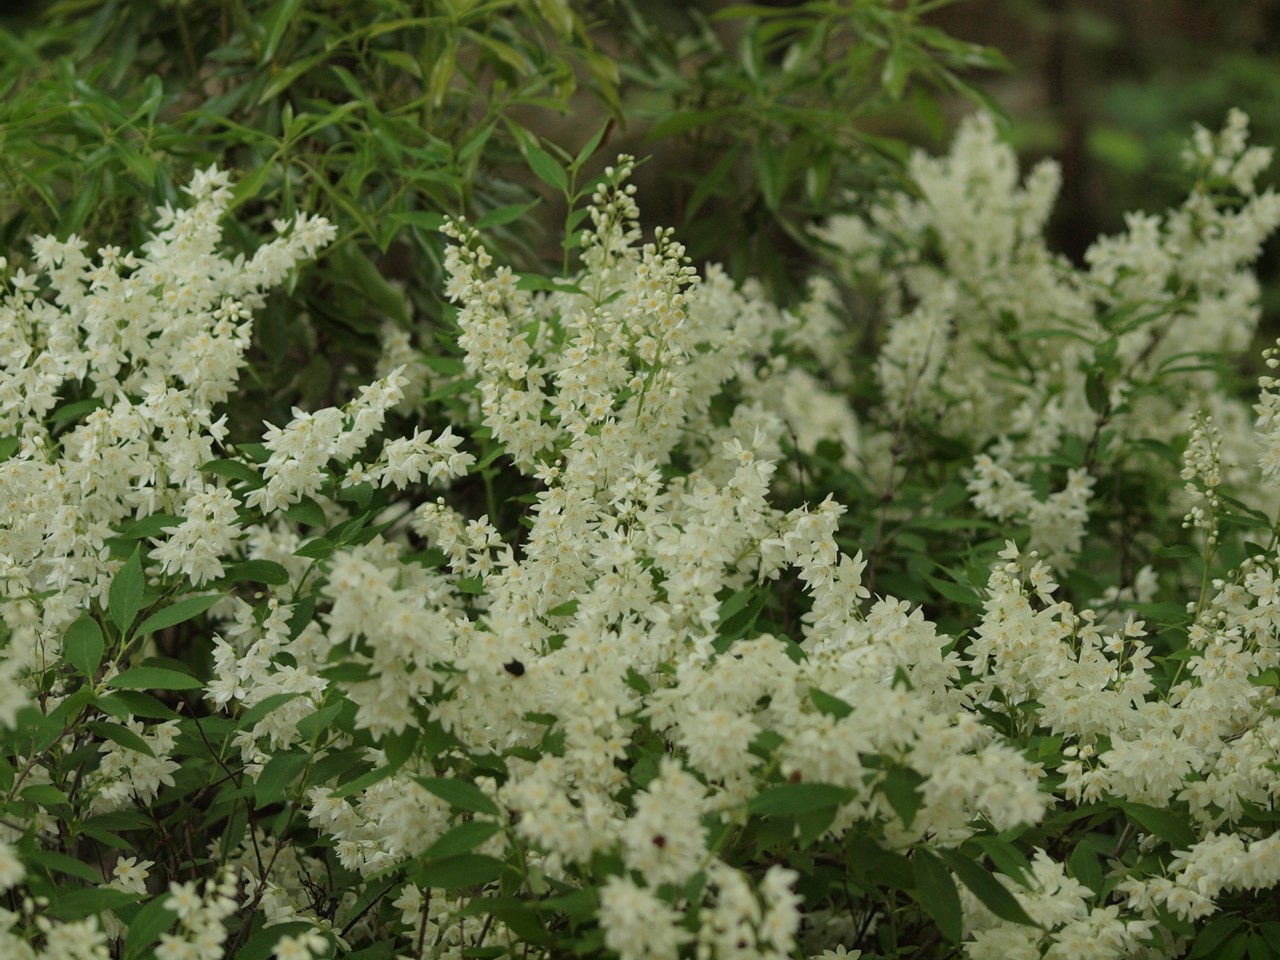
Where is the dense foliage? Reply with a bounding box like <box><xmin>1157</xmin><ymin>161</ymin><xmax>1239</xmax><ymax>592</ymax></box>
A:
<box><xmin>4</xmin><ymin>3</ymin><xmax>1280</xmax><ymax>960</ymax></box>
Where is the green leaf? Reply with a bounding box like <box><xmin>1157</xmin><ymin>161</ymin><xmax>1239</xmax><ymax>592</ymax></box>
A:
<box><xmin>109</xmin><ymin>546</ymin><xmax>144</xmax><ymax>633</ymax></box>
<box><xmin>881</xmin><ymin>765</ymin><xmax>924</xmax><ymax>828</ymax></box>
<box><xmin>1115</xmin><ymin>801</ymin><xmax>1196</xmax><ymax>848</ymax></box>
<box><xmin>1067</xmin><ymin>843</ymin><xmax>1103</xmax><ymax>894</ymax></box>
<box><xmin>913</xmin><ymin>848</ymin><xmax>962</xmax><ymax>944</ymax></box>
<box><xmin>236</xmin><ymin>693</ymin><xmax>303</xmax><ymax>730</ymax></box>
<box><xmin>116</xmin><ymin>513</ymin><xmax>182</xmax><ymax>539</ymax></box>
<box><xmin>808</xmin><ymin>687</ymin><xmax>853</xmax><ymax>719</ymax></box>
<box><xmin>545</xmin><ymin>599</ymin><xmax>579</xmax><ymax>617</ymax></box>
<box><xmin>456</xmin><ymin>895</ymin><xmax>548</xmax><ymax>943</ymax></box>
<box><xmin>524</xmin><ymin>143</ymin><xmax>567</xmax><ymax>193</ymax></box>
<box><xmin>21</xmin><ymin>784</ymin><xmax>71</xmax><ymax>807</ymax></box>
<box><xmin>97</xmin><ymin>690</ymin><xmax>179</xmax><ymax>720</ymax></box>
<box><xmin>86</xmin><ymin>720</ymin><xmax>155</xmax><ymax>758</ymax></box>
<box><xmin>199</xmin><ymin>459</ymin><xmax>263</xmax><ymax>484</ymax></box>
<box><xmin>64</xmin><ymin>615</ymin><xmax>105</xmax><ymax>678</ymax></box>
<box><xmin>24</xmin><ymin>847</ymin><xmax>100</xmax><ymax>883</ymax></box>
<box><xmin>425</xmin><ymin>821</ymin><xmax>502</xmax><ymax>859</ymax></box>
<box><xmin>416</xmin><ymin>777</ymin><xmax>501</xmax><ymax>816</ymax></box>
<box><xmin>684</xmin><ymin>142</ymin><xmax>741</xmax><ymax>223</ymax></box>
<box><xmin>747</xmin><ymin>782</ymin><xmax>853</xmax><ymax>816</ymax></box>
<box><xmin>475</xmin><ymin>200</ymin><xmax>539</xmax><ymax>230</ymax></box>
<box><xmin>136</xmin><ymin>593</ymin><xmax>223</xmax><ymax>636</ymax></box>
<box><xmin>296</xmin><ymin>700</ymin><xmax>344</xmax><ymax>741</ymax></box>
<box><xmin>936</xmin><ymin>848</ymin><xmax>1038</xmax><ymax>927</ymax></box>
<box><xmin>255</xmin><ymin>752</ymin><xmax>310</xmax><ymax>808</ymax></box>
<box><xmin>414</xmin><ymin>854</ymin><xmax>506</xmax><ymax>890</ymax></box>
<box><xmin>107</xmin><ymin>667</ymin><xmax>202</xmax><ymax>691</ymax></box>
<box><xmin>572</xmin><ymin>119</ymin><xmax>612</xmax><ymax>170</ymax></box>
<box><xmin>755</xmin><ymin>135</ymin><xmax>783</xmax><ymax>212</ymax></box>
<box><xmin>1190</xmin><ymin>915</ymin><xmax>1243</xmax><ymax>958</ymax></box>
<box><xmin>223</xmin><ymin>559</ymin><xmax>291</xmax><ymax>585</ymax></box>
<box><xmin>125</xmin><ymin>896</ymin><xmax>178</xmax><ymax>960</ymax></box>
<box><xmin>46</xmin><ymin>886</ymin><xmax>138</xmax><ymax>921</ymax></box>
<box><xmin>235</xmin><ymin>921</ymin><xmax>318</xmax><ymax>960</ymax></box>
<box><xmin>260</xmin><ymin>0</ymin><xmax>305</xmax><ymax>64</ymax></box>
<box><xmin>284</xmin><ymin>496</ymin><xmax>327</xmax><ymax>528</ymax></box>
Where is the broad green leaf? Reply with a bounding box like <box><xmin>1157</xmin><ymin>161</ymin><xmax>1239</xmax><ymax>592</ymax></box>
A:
<box><xmin>136</xmin><ymin>593</ymin><xmax>223</xmax><ymax>636</ymax></box>
<box><xmin>238</xmin><ymin>691</ymin><xmax>302</xmax><ymax>727</ymax></box>
<box><xmin>416</xmin><ymin>777</ymin><xmax>500</xmax><ymax>816</ymax></box>
<box><xmin>64</xmin><ymin>615</ymin><xmax>104</xmax><ymax>678</ymax></box>
<box><xmin>1115</xmin><ymin>801</ymin><xmax>1196</xmax><ymax>848</ymax></box>
<box><xmin>1190</xmin><ymin>915</ymin><xmax>1243</xmax><ymax>958</ymax></box>
<box><xmin>86</xmin><ymin>720</ymin><xmax>154</xmax><ymax>757</ymax></box>
<box><xmin>747</xmin><ymin>782</ymin><xmax>853</xmax><ymax>816</ymax></box>
<box><xmin>881</xmin><ymin>765</ymin><xmax>924</xmax><ymax>828</ymax></box>
<box><xmin>413</xmin><ymin>854</ymin><xmax>506</xmax><ymax>890</ymax></box>
<box><xmin>125</xmin><ymin>896</ymin><xmax>177</xmax><ymax>960</ymax></box>
<box><xmin>254</xmin><ymin>752</ymin><xmax>310</xmax><ymax>807</ymax></box>
<box><xmin>199</xmin><ymin>459</ymin><xmax>262</xmax><ymax>484</ymax></box>
<box><xmin>296</xmin><ymin>700</ymin><xmax>344</xmax><ymax>741</ymax></box>
<box><xmin>21</xmin><ymin>784</ymin><xmax>71</xmax><ymax>807</ymax></box>
<box><xmin>97</xmin><ymin>690</ymin><xmax>179</xmax><ymax>720</ymax></box>
<box><xmin>545</xmin><ymin>599</ymin><xmax>579</xmax><ymax>617</ymax></box>
<box><xmin>808</xmin><ymin>687</ymin><xmax>853</xmax><ymax>719</ymax></box>
<box><xmin>425</xmin><ymin>821</ymin><xmax>502</xmax><ymax>859</ymax></box>
<box><xmin>456</xmin><ymin>895</ymin><xmax>548</xmax><ymax>942</ymax></box>
<box><xmin>936</xmin><ymin>848</ymin><xmax>1037</xmax><ymax>927</ymax></box>
<box><xmin>24</xmin><ymin>847</ymin><xmax>100</xmax><ymax>883</ymax></box>
<box><xmin>222</xmin><ymin>560</ymin><xmax>290</xmax><ymax>585</ymax></box>
<box><xmin>913</xmin><ymin>848</ymin><xmax>962</xmax><ymax>944</ymax></box>
<box><xmin>235</xmin><ymin>921</ymin><xmax>318</xmax><ymax>960</ymax></box>
<box><xmin>284</xmin><ymin>496</ymin><xmax>327</xmax><ymax>528</ymax></box>
<box><xmin>108</xmin><ymin>546</ymin><xmax>144</xmax><ymax>633</ymax></box>
<box><xmin>46</xmin><ymin>886</ymin><xmax>138</xmax><ymax>921</ymax></box>
<box><xmin>107</xmin><ymin>667</ymin><xmax>202</xmax><ymax>691</ymax></box>
<box><xmin>1067</xmin><ymin>844</ymin><xmax>1103</xmax><ymax>894</ymax></box>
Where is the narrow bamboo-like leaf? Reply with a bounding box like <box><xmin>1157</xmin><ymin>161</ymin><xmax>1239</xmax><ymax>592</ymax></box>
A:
<box><xmin>524</xmin><ymin>142</ymin><xmax>567</xmax><ymax>192</ymax></box>
<box><xmin>474</xmin><ymin>200</ymin><xmax>540</xmax><ymax>229</ymax></box>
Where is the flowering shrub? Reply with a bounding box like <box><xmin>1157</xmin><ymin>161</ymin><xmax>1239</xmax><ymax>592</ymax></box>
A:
<box><xmin>4</xmin><ymin>110</ymin><xmax>1280</xmax><ymax>960</ymax></box>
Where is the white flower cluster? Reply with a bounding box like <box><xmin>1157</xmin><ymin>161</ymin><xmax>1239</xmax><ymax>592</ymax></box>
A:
<box><xmin>820</xmin><ymin>110</ymin><xmax>1280</xmax><ymax>571</ymax></box>
<box><xmin>8</xmin><ymin>112</ymin><xmax>1280</xmax><ymax>960</ymax></box>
